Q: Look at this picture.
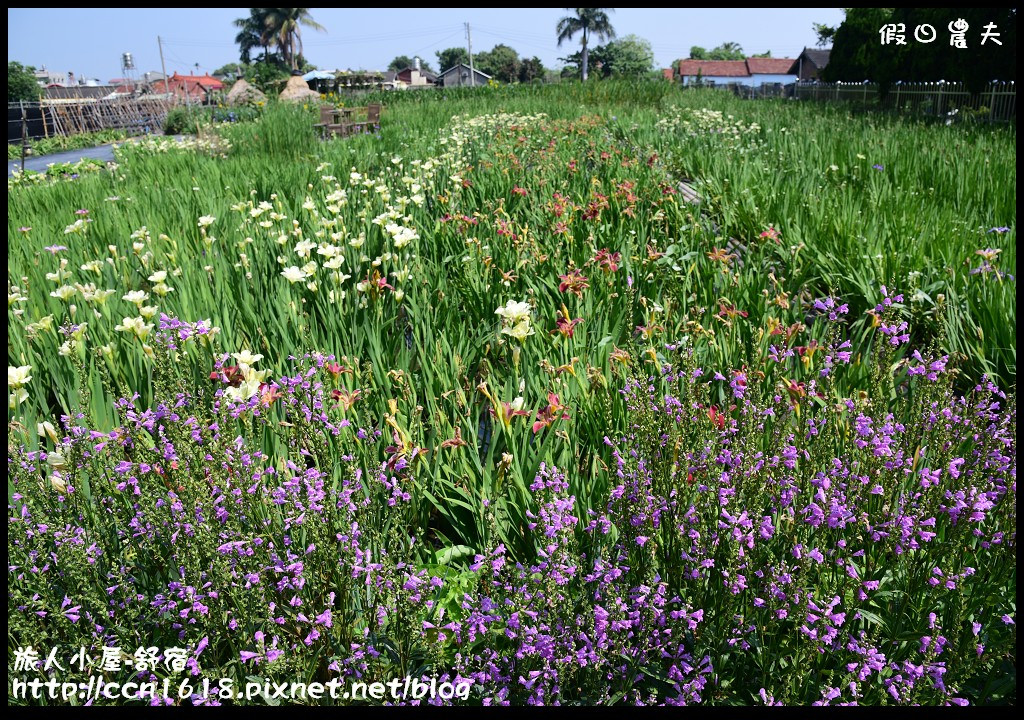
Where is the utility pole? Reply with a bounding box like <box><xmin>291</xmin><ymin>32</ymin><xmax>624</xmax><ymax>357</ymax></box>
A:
<box><xmin>158</xmin><ymin>36</ymin><xmax>169</xmax><ymax>96</ymax></box>
<box><xmin>466</xmin><ymin>22</ymin><xmax>475</xmax><ymax>87</ymax></box>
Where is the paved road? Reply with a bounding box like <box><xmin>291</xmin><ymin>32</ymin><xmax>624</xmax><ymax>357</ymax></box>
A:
<box><xmin>8</xmin><ymin>136</ymin><xmax>187</xmax><ymax>177</ymax></box>
<box><xmin>8</xmin><ymin>144</ymin><xmax>118</xmax><ymax>176</ymax></box>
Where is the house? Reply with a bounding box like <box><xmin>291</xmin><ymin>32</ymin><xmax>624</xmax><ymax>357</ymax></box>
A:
<box><xmin>789</xmin><ymin>48</ymin><xmax>831</xmax><ymax>81</ymax></box>
<box><xmin>677</xmin><ymin>58</ymin><xmax>797</xmax><ymax>88</ymax></box>
<box><xmin>140</xmin><ymin>72</ymin><xmax>224</xmax><ymax>102</ymax></box>
<box><xmin>437</xmin><ymin>63</ymin><xmax>491</xmax><ymax>88</ymax></box>
<box><xmin>677</xmin><ymin>59</ymin><xmax>749</xmax><ymax>87</ymax></box>
<box><xmin>745</xmin><ymin>57</ymin><xmax>799</xmax><ymax>85</ymax></box>
<box><xmin>394</xmin><ymin>58</ymin><xmax>436</xmax><ymax>89</ymax></box>
<box><xmin>34</xmin><ymin>67</ymin><xmax>68</xmax><ymax>87</ymax></box>
<box><xmin>661</xmin><ymin>68</ymin><xmax>674</xmax><ymax>81</ymax></box>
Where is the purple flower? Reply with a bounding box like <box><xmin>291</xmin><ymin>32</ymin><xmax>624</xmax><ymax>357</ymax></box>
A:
<box><xmin>872</xmin><ymin>164</ymin><xmax>884</xmax><ymax>171</ymax></box>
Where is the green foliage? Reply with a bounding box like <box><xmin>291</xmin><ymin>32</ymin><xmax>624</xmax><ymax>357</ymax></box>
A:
<box><xmin>248</xmin><ymin>58</ymin><xmax>291</xmax><ymax>94</ymax></box>
<box><xmin>604</xmin><ymin>34</ymin><xmax>655</xmax><ymax>77</ymax></box>
<box><xmin>213</xmin><ymin>62</ymin><xmax>246</xmax><ymax>79</ymax></box>
<box><xmin>688</xmin><ymin>43</ymin><xmax>747</xmax><ymax>61</ymax></box>
<box><xmin>7</xmin><ymin>129</ymin><xmax>130</xmax><ymax>160</ymax></box>
<box><xmin>436</xmin><ymin>47</ymin><xmax>470</xmax><ymax>73</ymax></box>
<box><xmin>8</xmin><ymin>61</ymin><xmax>41</xmax><ymax>103</ymax></box>
<box><xmin>163</xmin><ymin>107</ymin><xmax>197</xmax><ymax>135</ymax></box>
<box><xmin>518</xmin><ymin>56</ymin><xmax>546</xmax><ymax>83</ymax></box>
<box><xmin>813</xmin><ymin>22</ymin><xmax>836</xmax><ymax>48</ymax></box>
<box><xmin>474</xmin><ymin>44</ymin><xmax>521</xmax><ymax>84</ymax></box>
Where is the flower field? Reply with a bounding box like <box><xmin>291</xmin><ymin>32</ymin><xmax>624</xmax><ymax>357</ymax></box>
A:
<box><xmin>7</xmin><ymin>83</ymin><xmax>1016</xmax><ymax>705</ymax></box>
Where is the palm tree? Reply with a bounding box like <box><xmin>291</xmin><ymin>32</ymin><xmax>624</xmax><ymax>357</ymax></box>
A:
<box><xmin>262</xmin><ymin>8</ymin><xmax>326</xmax><ymax>71</ymax></box>
<box><xmin>556</xmin><ymin>8</ymin><xmax>615</xmax><ymax>81</ymax></box>
<box><xmin>233</xmin><ymin>8</ymin><xmax>273</xmax><ymax>65</ymax></box>
<box><xmin>719</xmin><ymin>41</ymin><xmax>744</xmax><ymax>59</ymax></box>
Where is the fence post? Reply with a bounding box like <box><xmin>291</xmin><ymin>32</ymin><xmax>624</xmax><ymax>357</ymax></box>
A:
<box><xmin>937</xmin><ymin>82</ymin><xmax>944</xmax><ymax>119</ymax></box>
<box><xmin>20</xmin><ymin>100</ymin><xmax>28</xmax><ymax>174</ymax></box>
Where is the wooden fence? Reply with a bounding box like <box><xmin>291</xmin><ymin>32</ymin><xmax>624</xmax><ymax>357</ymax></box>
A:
<box><xmin>794</xmin><ymin>80</ymin><xmax>1016</xmax><ymax>123</ymax></box>
<box><xmin>8</xmin><ymin>96</ymin><xmax>180</xmax><ymax>144</ymax></box>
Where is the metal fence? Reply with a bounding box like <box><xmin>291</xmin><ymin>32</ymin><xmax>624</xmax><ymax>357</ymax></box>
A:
<box><xmin>8</xmin><ymin>96</ymin><xmax>182</xmax><ymax>145</ymax></box>
<box><xmin>794</xmin><ymin>80</ymin><xmax>1016</xmax><ymax>123</ymax></box>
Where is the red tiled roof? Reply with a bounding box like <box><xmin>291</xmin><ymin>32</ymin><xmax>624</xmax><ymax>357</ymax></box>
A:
<box><xmin>662</xmin><ymin>68</ymin><xmax>674</xmax><ymax>80</ymax></box>
<box><xmin>677</xmin><ymin>60</ymin><xmax>749</xmax><ymax>77</ymax></box>
<box><xmin>677</xmin><ymin>58</ymin><xmax>797</xmax><ymax>78</ymax></box>
<box><xmin>745</xmin><ymin>57</ymin><xmax>796</xmax><ymax>74</ymax></box>
<box><xmin>168</xmin><ymin>72</ymin><xmax>224</xmax><ymax>90</ymax></box>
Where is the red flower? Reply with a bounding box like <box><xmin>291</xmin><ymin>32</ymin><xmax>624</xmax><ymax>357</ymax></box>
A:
<box><xmin>211</xmin><ymin>365</ymin><xmax>244</xmax><ymax>387</ymax></box>
<box><xmin>558</xmin><ymin>269</ymin><xmax>589</xmax><ymax>297</ymax></box>
<box><xmin>551</xmin><ymin>304</ymin><xmax>584</xmax><ymax>338</ymax></box>
<box><xmin>532</xmin><ymin>393</ymin><xmax>570</xmax><ymax>434</ymax></box>
<box><xmin>593</xmin><ymin>248</ymin><xmax>621</xmax><ymax>273</ymax></box>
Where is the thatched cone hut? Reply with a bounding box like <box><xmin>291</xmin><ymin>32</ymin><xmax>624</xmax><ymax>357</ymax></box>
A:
<box><xmin>226</xmin><ymin>79</ymin><xmax>266</xmax><ymax>105</ymax></box>
<box><xmin>279</xmin><ymin>75</ymin><xmax>320</xmax><ymax>102</ymax></box>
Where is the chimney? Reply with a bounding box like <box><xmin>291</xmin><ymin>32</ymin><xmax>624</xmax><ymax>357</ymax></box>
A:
<box><xmin>414</xmin><ymin>57</ymin><xmax>421</xmax><ymax>72</ymax></box>
<box><xmin>68</xmin><ymin>71</ymin><xmax>75</xmax><ymax>86</ymax></box>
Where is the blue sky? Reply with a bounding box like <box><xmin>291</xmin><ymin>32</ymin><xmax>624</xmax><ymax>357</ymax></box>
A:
<box><xmin>8</xmin><ymin>8</ymin><xmax>844</xmax><ymax>81</ymax></box>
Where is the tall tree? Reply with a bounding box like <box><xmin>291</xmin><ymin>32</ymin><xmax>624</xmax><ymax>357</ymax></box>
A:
<box><xmin>707</xmin><ymin>42</ymin><xmax>745</xmax><ymax>61</ymax></box>
<box><xmin>556</xmin><ymin>8</ymin><xmax>616</xmax><ymax>81</ymax></box>
<box><xmin>689</xmin><ymin>46</ymin><xmax>708</xmax><ymax>60</ymax></box>
<box><xmin>605</xmin><ymin>34</ymin><xmax>654</xmax><ymax>77</ymax></box>
<box><xmin>519</xmin><ymin>56</ymin><xmax>546</xmax><ymax>83</ymax></box>
<box><xmin>262</xmin><ymin>8</ymin><xmax>326</xmax><ymax>71</ymax></box>
<box><xmin>233</xmin><ymin>8</ymin><xmax>273</xmax><ymax>65</ymax></box>
<box><xmin>436</xmin><ymin>47</ymin><xmax>469</xmax><ymax>73</ymax></box>
<box><xmin>475</xmin><ymin>44</ymin><xmax>521</xmax><ymax>83</ymax></box>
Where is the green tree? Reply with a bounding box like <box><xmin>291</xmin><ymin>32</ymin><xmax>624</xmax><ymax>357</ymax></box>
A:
<box><xmin>708</xmin><ymin>42</ymin><xmax>745</xmax><ymax>61</ymax></box>
<box><xmin>213</xmin><ymin>62</ymin><xmax>246</xmax><ymax>79</ymax></box>
<box><xmin>233</xmin><ymin>8</ymin><xmax>274</xmax><ymax>65</ymax></box>
<box><xmin>605</xmin><ymin>34</ymin><xmax>654</xmax><ymax>76</ymax></box>
<box><xmin>556</xmin><ymin>7</ymin><xmax>616</xmax><ymax>81</ymax></box>
<box><xmin>822</xmin><ymin>8</ymin><xmax>900</xmax><ymax>90</ymax></box>
<box><xmin>388</xmin><ymin>56</ymin><xmax>413</xmax><ymax>72</ymax></box>
<box><xmin>436</xmin><ymin>47</ymin><xmax>469</xmax><ymax>73</ymax></box>
<box><xmin>475</xmin><ymin>44</ymin><xmax>521</xmax><ymax>83</ymax></box>
<box><xmin>8</xmin><ymin>62</ymin><xmax>40</xmax><ymax>102</ymax></box>
<box><xmin>752</xmin><ymin>50</ymin><xmax>772</xmax><ymax>58</ymax></box>
<box><xmin>262</xmin><ymin>8</ymin><xmax>326</xmax><ymax>71</ymax></box>
<box><xmin>519</xmin><ymin>56</ymin><xmax>546</xmax><ymax>83</ymax></box>
<box><xmin>559</xmin><ymin>44</ymin><xmax>613</xmax><ymax>78</ymax></box>
<box><xmin>689</xmin><ymin>46</ymin><xmax>708</xmax><ymax>59</ymax></box>
<box><xmin>813</xmin><ymin>22</ymin><xmax>836</xmax><ymax>48</ymax></box>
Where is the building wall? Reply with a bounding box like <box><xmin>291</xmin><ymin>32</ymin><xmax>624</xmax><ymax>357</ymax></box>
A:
<box><xmin>683</xmin><ymin>73</ymin><xmax>797</xmax><ymax>87</ymax></box>
<box><xmin>441</xmin><ymin>69</ymin><xmax>488</xmax><ymax>87</ymax></box>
